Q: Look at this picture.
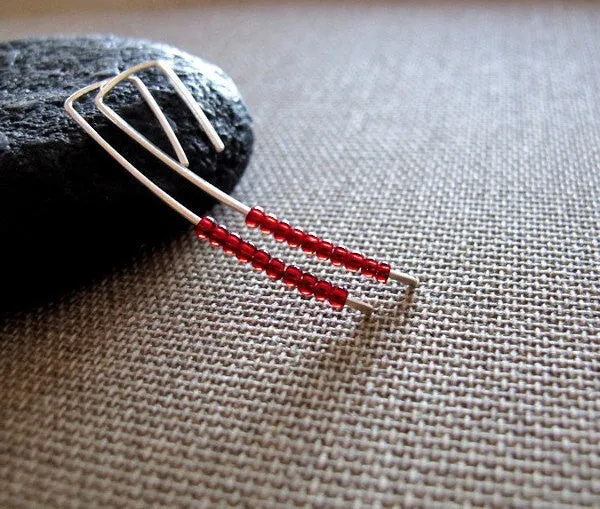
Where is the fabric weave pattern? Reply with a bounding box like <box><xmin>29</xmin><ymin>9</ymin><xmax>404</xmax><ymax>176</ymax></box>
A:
<box><xmin>1</xmin><ymin>2</ymin><xmax>599</xmax><ymax>507</ymax></box>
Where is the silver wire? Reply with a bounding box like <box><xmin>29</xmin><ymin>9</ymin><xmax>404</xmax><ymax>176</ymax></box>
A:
<box><xmin>346</xmin><ymin>296</ymin><xmax>374</xmax><ymax>315</ymax></box>
<box><xmin>99</xmin><ymin>60</ymin><xmax>224</xmax><ymax>152</ymax></box>
<box><xmin>64</xmin><ymin>61</ymin><xmax>419</xmax><ymax>313</ymax></box>
<box><xmin>127</xmin><ymin>75</ymin><xmax>189</xmax><ymax>167</ymax></box>
<box><xmin>94</xmin><ymin>61</ymin><xmax>249</xmax><ymax>216</ymax></box>
<box><xmin>65</xmin><ymin>81</ymin><xmax>202</xmax><ymax>225</ymax></box>
<box><xmin>389</xmin><ymin>269</ymin><xmax>419</xmax><ymax>287</ymax></box>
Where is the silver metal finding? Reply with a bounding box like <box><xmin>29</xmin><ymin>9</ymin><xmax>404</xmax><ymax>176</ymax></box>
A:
<box><xmin>64</xmin><ymin>80</ymin><xmax>205</xmax><ymax>225</ymax></box>
<box><xmin>95</xmin><ymin>61</ymin><xmax>248</xmax><ymax>216</ymax></box>
<box><xmin>389</xmin><ymin>269</ymin><xmax>419</xmax><ymax>287</ymax></box>
<box><xmin>99</xmin><ymin>60</ymin><xmax>224</xmax><ymax>153</ymax></box>
<box><xmin>346</xmin><ymin>296</ymin><xmax>374</xmax><ymax>315</ymax></box>
<box><xmin>64</xmin><ymin>60</ymin><xmax>416</xmax><ymax>316</ymax></box>
<box><xmin>126</xmin><ymin>75</ymin><xmax>189</xmax><ymax>167</ymax></box>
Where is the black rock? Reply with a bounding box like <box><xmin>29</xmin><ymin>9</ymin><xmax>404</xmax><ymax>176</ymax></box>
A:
<box><xmin>0</xmin><ymin>36</ymin><xmax>253</xmax><ymax>310</ymax></box>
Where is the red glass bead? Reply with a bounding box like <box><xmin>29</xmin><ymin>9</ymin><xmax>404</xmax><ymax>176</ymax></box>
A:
<box><xmin>329</xmin><ymin>286</ymin><xmax>348</xmax><ymax>310</ymax></box>
<box><xmin>376</xmin><ymin>262</ymin><xmax>391</xmax><ymax>283</ymax></box>
<box><xmin>345</xmin><ymin>252</ymin><xmax>365</xmax><ymax>272</ymax></box>
<box><xmin>223</xmin><ymin>233</ymin><xmax>241</xmax><ymax>256</ymax></box>
<box><xmin>245</xmin><ymin>207</ymin><xmax>264</xmax><ymax>229</ymax></box>
<box><xmin>210</xmin><ymin>225</ymin><xmax>228</xmax><ymax>247</ymax></box>
<box><xmin>236</xmin><ymin>241</ymin><xmax>256</xmax><ymax>264</ymax></box>
<box><xmin>273</xmin><ymin>221</ymin><xmax>292</xmax><ymax>243</ymax></box>
<box><xmin>266</xmin><ymin>258</ymin><xmax>285</xmax><ymax>280</ymax></box>
<box><xmin>330</xmin><ymin>246</ymin><xmax>348</xmax><ymax>266</ymax></box>
<box><xmin>301</xmin><ymin>234</ymin><xmax>319</xmax><ymax>255</ymax></box>
<box><xmin>195</xmin><ymin>217</ymin><xmax>215</xmax><ymax>240</ymax></box>
<box><xmin>315</xmin><ymin>240</ymin><xmax>333</xmax><ymax>260</ymax></box>
<box><xmin>361</xmin><ymin>258</ymin><xmax>379</xmax><ymax>278</ymax></box>
<box><xmin>282</xmin><ymin>266</ymin><xmax>302</xmax><ymax>288</ymax></box>
<box><xmin>260</xmin><ymin>214</ymin><xmax>279</xmax><ymax>234</ymax></box>
<box><xmin>314</xmin><ymin>281</ymin><xmax>332</xmax><ymax>302</ymax></box>
<box><xmin>287</xmin><ymin>228</ymin><xmax>305</xmax><ymax>249</ymax></box>
<box><xmin>298</xmin><ymin>274</ymin><xmax>317</xmax><ymax>297</ymax></box>
<box><xmin>252</xmin><ymin>250</ymin><xmax>271</xmax><ymax>272</ymax></box>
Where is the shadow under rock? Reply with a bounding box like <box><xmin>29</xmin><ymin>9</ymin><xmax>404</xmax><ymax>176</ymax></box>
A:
<box><xmin>0</xmin><ymin>218</ymin><xmax>191</xmax><ymax>317</ymax></box>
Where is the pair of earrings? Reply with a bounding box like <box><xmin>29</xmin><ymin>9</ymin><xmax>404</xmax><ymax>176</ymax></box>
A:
<box><xmin>64</xmin><ymin>60</ymin><xmax>418</xmax><ymax>315</ymax></box>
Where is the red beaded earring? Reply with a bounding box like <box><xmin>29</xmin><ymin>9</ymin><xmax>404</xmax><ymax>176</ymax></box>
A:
<box><xmin>65</xmin><ymin>61</ymin><xmax>418</xmax><ymax>315</ymax></box>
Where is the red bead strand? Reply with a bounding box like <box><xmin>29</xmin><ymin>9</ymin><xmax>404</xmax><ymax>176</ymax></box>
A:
<box><xmin>298</xmin><ymin>274</ymin><xmax>318</xmax><ymax>297</ymax></box>
<box><xmin>260</xmin><ymin>214</ymin><xmax>279</xmax><ymax>235</ymax></box>
<box><xmin>266</xmin><ymin>258</ymin><xmax>285</xmax><ymax>280</ymax></box>
<box><xmin>345</xmin><ymin>252</ymin><xmax>364</xmax><ymax>272</ymax></box>
<box><xmin>236</xmin><ymin>241</ymin><xmax>256</xmax><ymax>264</ymax></box>
<box><xmin>361</xmin><ymin>258</ymin><xmax>379</xmax><ymax>279</ymax></box>
<box><xmin>315</xmin><ymin>241</ymin><xmax>333</xmax><ymax>260</ymax></box>
<box><xmin>273</xmin><ymin>221</ymin><xmax>291</xmax><ymax>242</ymax></box>
<box><xmin>197</xmin><ymin>216</ymin><xmax>349</xmax><ymax>310</ymax></box>
<box><xmin>223</xmin><ymin>233</ymin><xmax>241</xmax><ymax>256</ymax></box>
<box><xmin>245</xmin><ymin>207</ymin><xmax>391</xmax><ymax>284</ymax></box>
<box><xmin>301</xmin><ymin>234</ymin><xmax>319</xmax><ymax>256</ymax></box>
<box><xmin>195</xmin><ymin>216</ymin><xmax>216</xmax><ymax>239</ymax></box>
<box><xmin>287</xmin><ymin>228</ymin><xmax>305</xmax><ymax>249</ymax></box>
<box><xmin>210</xmin><ymin>225</ymin><xmax>228</xmax><ymax>247</ymax></box>
<box><xmin>314</xmin><ymin>281</ymin><xmax>332</xmax><ymax>302</ymax></box>
<box><xmin>251</xmin><ymin>250</ymin><xmax>271</xmax><ymax>271</ymax></box>
<box><xmin>245</xmin><ymin>207</ymin><xmax>264</xmax><ymax>229</ymax></box>
<box><xmin>282</xmin><ymin>266</ymin><xmax>302</xmax><ymax>288</ymax></box>
<box><xmin>329</xmin><ymin>286</ymin><xmax>349</xmax><ymax>310</ymax></box>
<box><xmin>330</xmin><ymin>246</ymin><xmax>348</xmax><ymax>266</ymax></box>
<box><xmin>376</xmin><ymin>262</ymin><xmax>391</xmax><ymax>283</ymax></box>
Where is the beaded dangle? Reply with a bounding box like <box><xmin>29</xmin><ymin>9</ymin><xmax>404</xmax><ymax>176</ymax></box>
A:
<box><xmin>64</xmin><ymin>60</ymin><xmax>418</xmax><ymax>315</ymax></box>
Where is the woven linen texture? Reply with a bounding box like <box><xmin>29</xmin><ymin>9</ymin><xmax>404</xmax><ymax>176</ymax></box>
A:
<box><xmin>1</xmin><ymin>2</ymin><xmax>599</xmax><ymax>507</ymax></box>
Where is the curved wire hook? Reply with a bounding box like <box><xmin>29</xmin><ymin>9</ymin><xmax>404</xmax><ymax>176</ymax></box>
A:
<box><xmin>96</xmin><ymin>60</ymin><xmax>224</xmax><ymax>154</ymax></box>
<box><xmin>92</xmin><ymin>60</ymin><xmax>248</xmax><ymax>215</ymax></box>
<box><xmin>64</xmin><ymin>80</ymin><xmax>204</xmax><ymax>224</ymax></box>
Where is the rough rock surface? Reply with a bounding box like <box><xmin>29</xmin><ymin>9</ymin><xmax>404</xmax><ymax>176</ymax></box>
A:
<box><xmin>0</xmin><ymin>36</ymin><xmax>253</xmax><ymax>309</ymax></box>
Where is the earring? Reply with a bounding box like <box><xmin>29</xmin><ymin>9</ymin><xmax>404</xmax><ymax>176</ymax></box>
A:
<box><xmin>64</xmin><ymin>60</ymin><xmax>418</xmax><ymax>315</ymax></box>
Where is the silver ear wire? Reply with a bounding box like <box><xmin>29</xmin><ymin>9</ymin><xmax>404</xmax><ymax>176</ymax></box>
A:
<box><xmin>64</xmin><ymin>60</ymin><xmax>418</xmax><ymax>315</ymax></box>
<box><xmin>65</xmin><ymin>77</ymin><xmax>375</xmax><ymax>314</ymax></box>
<box><xmin>89</xmin><ymin>63</ymin><xmax>250</xmax><ymax>216</ymax></box>
<box><xmin>97</xmin><ymin>60</ymin><xmax>224</xmax><ymax>154</ymax></box>
<box><xmin>93</xmin><ymin>61</ymin><xmax>248</xmax><ymax>216</ymax></box>
<box><xmin>64</xmin><ymin>80</ymin><xmax>205</xmax><ymax>224</ymax></box>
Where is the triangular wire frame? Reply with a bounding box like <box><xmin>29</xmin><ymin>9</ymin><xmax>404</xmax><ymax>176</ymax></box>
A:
<box><xmin>65</xmin><ymin>74</ymin><xmax>248</xmax><ymax>221</ymax></box>
<box><xmin>95</xmin><ymin>60</ymin><xmax>224</xmax><ymax>172</ymax></box>
<box><xmin>64</xmin><ymin>80</ymin><xmax>203</xmax><ymax>224</ymax></box>
<box><xmin>83</xmin><ymin>61</ymin><xmax>247</xmax><ymax>216</ymax></box>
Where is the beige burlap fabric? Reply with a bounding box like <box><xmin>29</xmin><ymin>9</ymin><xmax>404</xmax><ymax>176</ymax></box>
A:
<box><xmin>1</xmin><ymin>2</ymin><xmax>599</xmax><ymax>507</ymax></box>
